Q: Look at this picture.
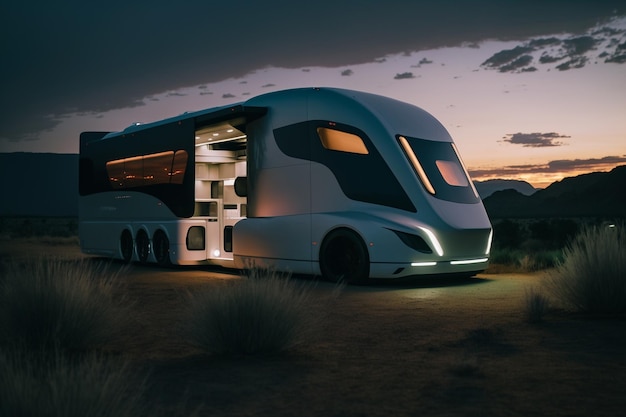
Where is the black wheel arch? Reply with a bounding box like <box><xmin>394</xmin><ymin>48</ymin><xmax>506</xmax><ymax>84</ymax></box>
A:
<box><xmin>120</xmin><ymin>229</ymin><xmax>134</xmax><ymax>263</ymax></box>
<box><xmin>153</xmin><ymin>229</ymin><xmax>171</xmax><ymax>266</ymax></box>
<box><xmin>319</xmin><ymin>227</ymin><xmax>370</xmax><ymax>284</ymax></box>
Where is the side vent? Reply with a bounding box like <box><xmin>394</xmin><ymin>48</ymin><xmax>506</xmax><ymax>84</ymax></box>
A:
<box><xmin>390</xmin><ymin>229</ymin><xmax>433</xmax><ymax>253</ymax></box>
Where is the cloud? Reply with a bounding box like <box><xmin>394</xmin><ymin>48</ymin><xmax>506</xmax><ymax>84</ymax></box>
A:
<box><xmin>563</xmin><ymin>36</ymin><xmax>597</xmax><ymax>55</ymax></box>
<box><xmin>545</xmin><ymin>156</ymin><xmax>626</xmax><ymax>171</ymax></box>
<box><xmin>555</xmin><ymin>56</ymin><xmax>588</xmax><ymax>70</ymax></box>
<box><xmin>482</xmin><ymin>46</ymin><xmax>534</xmax><ymax>69</ymax></box>
<box><xmin>468</xmin><ymin>155</ymin><xmax>626</xmax><ymax>180</ymax></box>
<box><xmin>501</xmin><ymin>132</ymin><xmax>570</xmax><ymax>147</ymax></box>
<box><xmin>341</xmin><ymin>69</ymin><xmax>354</xmax><ymax>76</ymax></box>
<box><xmin>394</xmin><ymin>72</ymin><xmax>415</xmax><ymax>80</ymax></box>
<box><xmin>481</xmin><ymin>23</ymin><xmax>626</xmax><ymax>73</ymax></box>
<box><xmin>411</xmin><ymin>57</ymin><xmax>433</xmax><ymax>67</ymax></box>
<box><xmin>604</xmin><ymin>40</ymin><xmax>626</xmax><ymax>63</ymax></box>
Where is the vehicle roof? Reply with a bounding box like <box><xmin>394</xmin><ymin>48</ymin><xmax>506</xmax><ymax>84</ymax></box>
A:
<box><xmin>96</xmin><ymin>87</ymin><xmax>450</xmax><ymax>142</ymax></box>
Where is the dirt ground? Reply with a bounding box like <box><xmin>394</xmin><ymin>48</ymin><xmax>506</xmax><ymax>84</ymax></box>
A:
<box><xmin>1</xmin><ymin>238</ymin><xmax>625</xmax><ymax>417</ymax></box>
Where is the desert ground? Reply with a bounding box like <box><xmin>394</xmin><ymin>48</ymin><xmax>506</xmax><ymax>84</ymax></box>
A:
<box><xmin>1</xmin><ymin>238</ymin><xmax>625</xmax><ymax>417</ymax></box>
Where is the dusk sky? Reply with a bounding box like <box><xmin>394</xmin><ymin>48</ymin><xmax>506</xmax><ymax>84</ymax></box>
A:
<box><xmin>1</xmin><ymin>1</ymin><xmax>625</xmax><ymax>188</ymax></box>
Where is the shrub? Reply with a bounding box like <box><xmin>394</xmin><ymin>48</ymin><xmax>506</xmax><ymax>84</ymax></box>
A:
<box><xmin>517</xmin><ymin>255</ymin><xmax>535</xmax><ymax>272</ymax></box>
<box><xmin>531</xmin><ymin>249</ymin><xmax>563</xmax><ymax>270</ymax></box>
<box><xmin>184</xmin><ymin>268</ymin><xmax>327</xmax><ymax>355</ymax></box>
<box><xmin>523</xmin><ymin>287</ymin><xmax>550</xmax><ymax>323</ymax></box>
<box><xmin>0</xmin><ymin>348</ymin><xmax>145</xmax><ymax>417</ymax></box>
<box><xmin>489</xmin><ymin>247</ymin><xmax>520</xmax><ymax>266</ymax></box>
<box><xmin>0</xmin><ymin>258</ymin><xmax>130</xmax><ymax>351</ymax></box>
<box><xmin>545</xmin><ymin>224</ymin><xmax>626</xmax><ymax>314</ymax></box>
<box><xmin>516</xmin><ymin>251</ymin><xmax>562</xmax><ymax>272</ymax></box>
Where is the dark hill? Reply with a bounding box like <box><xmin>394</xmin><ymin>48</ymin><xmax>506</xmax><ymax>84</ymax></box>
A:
<box><xmin>0</xmin><ymin>153</ymin><xmax>78</xmax><ymax>216</ymax></box>
<box><xmin>483</xmin><ymin>165</ymin><xmax>626</xmax><ymax>218</ymax></box>
<box><xmin>474</xmin><ymin>179</ymin><xmax>536</xmax><ymax>199</ymax></box>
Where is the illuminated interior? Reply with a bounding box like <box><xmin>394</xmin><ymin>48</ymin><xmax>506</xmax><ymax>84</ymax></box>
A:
<box><xmin>195</xmin><ymin>120</ymin><xmax>247</xmax><ymax>150</ymax></box>
<box><xmin>194</xmin><ymin>119</ymin><xmax>249</xmax><ymax>259</ymax></box>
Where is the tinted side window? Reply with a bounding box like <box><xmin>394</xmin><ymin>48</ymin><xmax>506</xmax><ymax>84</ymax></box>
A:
<box><xmin>274</xmin><ymin>121</ymin><xmax>416</xmax><ymax>212</ymax></box>
<box><xmin>106</xmin><ymin>150</ymin><xmax>188</xmax><ymax>189</ymax></box>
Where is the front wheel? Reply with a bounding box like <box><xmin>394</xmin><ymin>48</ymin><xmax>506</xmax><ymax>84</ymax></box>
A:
<box><xmin>319</xmin><ymin>229</ymin><xmax>369</xmax><ymax>284</ymax></box>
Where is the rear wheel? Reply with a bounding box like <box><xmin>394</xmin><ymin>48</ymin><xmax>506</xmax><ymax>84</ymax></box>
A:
<box><xmin>153</xmin><ymin>230</ymin><xmax>171</xmax><ymax>266</ymax></box>
<box><xmin>120</xmin><ymin>229</ymin><xmax>133</xmax><ymax>263</ymax></box>
<box><xmin>319</xmin><ymin>228</ymin><xmax>369</xmax><ymax>284</ymax></box>
<box><xmin>136</xmin><ymin>230</ymin><xmax>150</xmax><ymax>264</ymax></box>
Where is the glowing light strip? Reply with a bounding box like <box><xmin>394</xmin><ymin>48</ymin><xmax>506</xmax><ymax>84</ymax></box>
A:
<box><xmin>399</xmin><ymin>136</ymin><xmax>436</xmax><ymax>195</ymax></box>
<box><xmin>417</xmin><ymin>226</ymin><xmax>444</xmax><ymax>256</ymax></box>
<box><xmin>195</xmin><ymin>134</ymin><xmax>247</xmax><ymax>146</ymax></box>
<box><xmin>485</xmin><ymin>229</ymin><xmax>493</xmax><ymax>255</ymax></box>
<box><xmin>450</xmin><ymin>258</ymin><xmax>488</xmax><ymax>265</ymax></box>
<box><xmin>411</xmin><ymin>261</ymin><xmax>437</xmax><ymax>267</ymax></box>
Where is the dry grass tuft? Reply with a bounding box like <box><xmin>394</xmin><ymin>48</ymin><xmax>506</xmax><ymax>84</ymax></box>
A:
<box><xmin>184</xmin><ymin>267</ymin><xmax>333</xmax><ymax>356</ymax></box>
<box><xmin>523</xmin><ymin>286</ymin><xmax>550</xmax><ymax>323</ymax></box>
<box><xmin>0</xmin><ymin>348</ymin><xmax>146</xmax><ymax>417</ymax></box>
<box><xmin>0</xmin><ymin>258</ymin><xmax>131</xmax><ymax>351</ymax></box>
<box><xmin>544</xmin><ymin>224</ymin><xmax>626</xmax><ymax>314</ymax></box>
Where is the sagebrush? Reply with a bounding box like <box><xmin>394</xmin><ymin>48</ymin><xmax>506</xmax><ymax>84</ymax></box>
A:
<box><xmin>523</xmin><ymin>286</ymin><xmax>550</xmax><ymax>323</ymax></box>
<box><xmin>0</xmin><ymin>258</ymin><xmax>131</xmax><ymax>351</ymax></box>
<box><xmin>545</xmin><ymin>224</ymin><xmax>626</xmax><ymax>314</ymax></box>
<box><xmin>0</xmin><ymin>348</ymin><xmax>145</xmax><ymax>417</ymax></box>
<box><xmin>184</xmin><ymin>268</ymin><xmax>333</xmax><ymax>355</ymax></box>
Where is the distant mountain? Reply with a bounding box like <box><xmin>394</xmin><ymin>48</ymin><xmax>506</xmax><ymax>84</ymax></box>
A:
<box><xmin>0</xmin><ymin>153</ymin><xmax>78</xmax><ymax>216</ymax></box>
<box><xmin>483</xmin><ymin>165</ymin><xmax>626</xmax><ymax>218</ymax></box>
<box><xmin>473</xmin><ymin>179</ymin><xmax>537</xmax><ymax>199</ymax></box>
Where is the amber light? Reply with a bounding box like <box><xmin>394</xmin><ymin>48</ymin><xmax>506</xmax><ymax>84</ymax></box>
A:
<box><xmin>317</xmin><ymin>127</ymin><xmax>369</xmax><ymax>155</ymax></box>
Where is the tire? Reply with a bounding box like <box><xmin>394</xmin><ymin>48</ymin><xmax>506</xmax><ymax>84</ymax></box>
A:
<box><xmin>136</xmin><ymin>230</ymin><xmax>150</xmax><ymax>264</ymax></box>
<box><xmin>153</xmin><ymin>230</ymin><xmax>171</xmax><ymax>266</ymax></box>
<box><xmin>120</xmin><ymin>229</ymin><xmax>133</xmax><ymax>263</ymax></box>
<box><xmin>319</xmin><ymin>228</ymin><xmax>369</xmax><ymax>284</ymax></box>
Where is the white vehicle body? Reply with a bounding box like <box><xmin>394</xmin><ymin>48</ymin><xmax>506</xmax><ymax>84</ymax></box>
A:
<box><xmin>79</xmin><ymin>87</ymin><xmax>492</xmax><ymax>282</ymax></box>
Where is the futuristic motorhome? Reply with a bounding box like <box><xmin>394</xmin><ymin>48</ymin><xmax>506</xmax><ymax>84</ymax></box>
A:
<box><xmin>79</xmin><ymin>87</ymin><xmax>492</xmax><ymax>282</ymax></box>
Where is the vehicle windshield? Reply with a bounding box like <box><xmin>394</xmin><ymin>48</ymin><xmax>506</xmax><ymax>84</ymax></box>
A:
<box><xmin>398</xmin><ymin>135</ymin><xmax>479</xmax><ymax>204</ymax></box>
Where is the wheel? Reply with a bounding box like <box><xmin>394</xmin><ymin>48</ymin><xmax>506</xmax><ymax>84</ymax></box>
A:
<box><xmin>120</xmin><ymin>229</ymin><xmax>133</xmax><ymax>263</ymax></box>
<box><xmin>319</xmin><ymin>228</ymin><xmax>369</xmax><ymax>284</ymax></box>
<box><xmin>135</xmin><ymin>230</ymin><xmax>150</xmax><ymax>264</ymax></box>
<box><xmin>153</xmin><ymin>230</ymin><xmax>171</xmax><ymax>266</ymax></box>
